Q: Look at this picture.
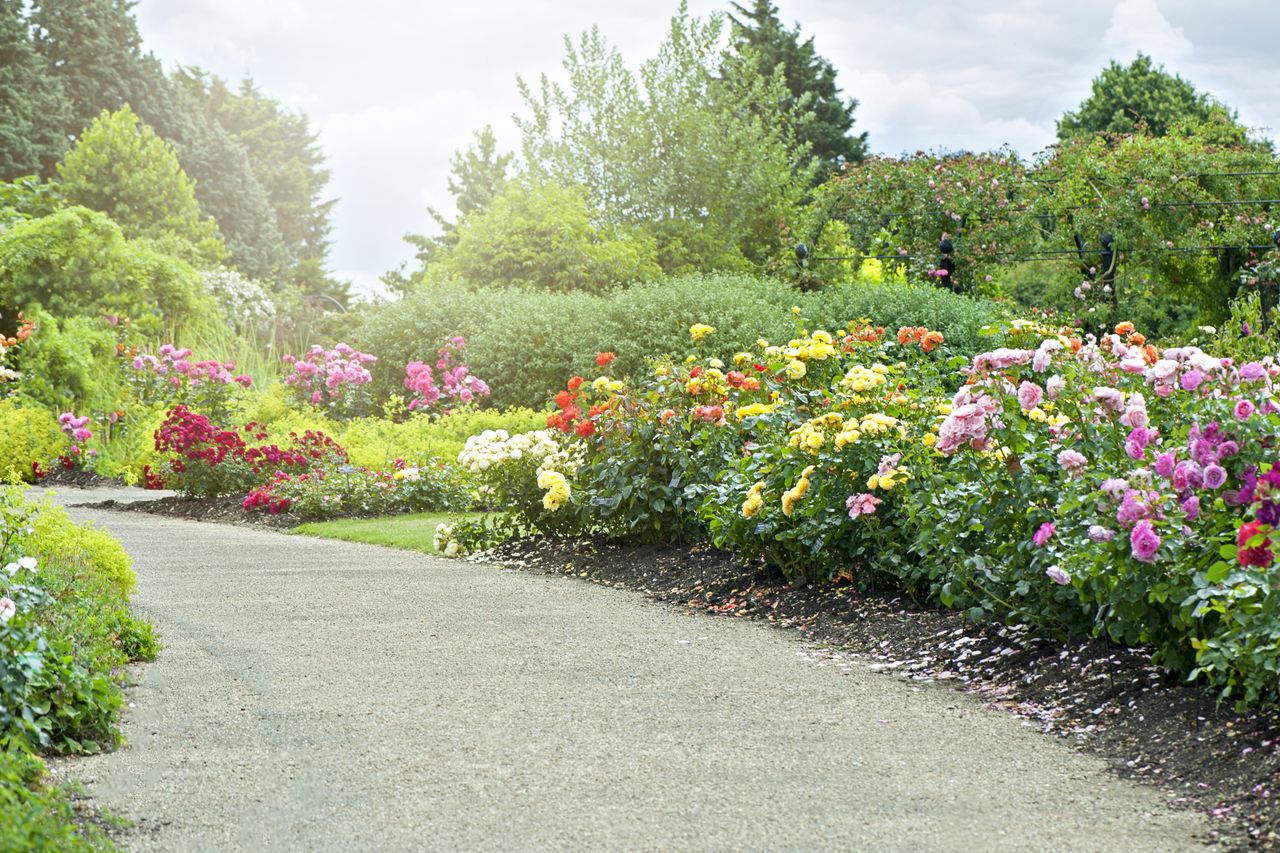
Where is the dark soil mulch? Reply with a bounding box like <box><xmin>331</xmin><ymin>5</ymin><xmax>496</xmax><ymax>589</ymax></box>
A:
<box><xmin>488</xmin><ymin>536</ymin><xmax>1280</xmax><ymax>851</ymax></box>
<box><xmin>35</xmin><ymin>469</ymin><xmax>125</xmax><ymax>489</ymax></box>
<box><xmin>81</xmin><ymin>496</ymin><xmax>300</xmax><ymax>530</ymax></box>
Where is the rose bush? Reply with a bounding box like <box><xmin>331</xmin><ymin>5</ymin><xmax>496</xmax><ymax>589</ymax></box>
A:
<box><xmin>457</xmin><ymin>301</ymin><xmax>1280</xmax><ymax>708</ymax></box>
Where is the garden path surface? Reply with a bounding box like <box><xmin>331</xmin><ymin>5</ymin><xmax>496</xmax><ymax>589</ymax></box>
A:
<box><xmin>46</xmin><ymin>486</ymin><xmax>1213</xmax><ymax>852</ymax></box>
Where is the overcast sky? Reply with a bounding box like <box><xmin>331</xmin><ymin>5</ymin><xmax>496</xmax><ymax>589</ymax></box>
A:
<box><xmin>133</xmin><ymin>0</ymin><xmax>1276</xmax><ymax>296</ymax></box>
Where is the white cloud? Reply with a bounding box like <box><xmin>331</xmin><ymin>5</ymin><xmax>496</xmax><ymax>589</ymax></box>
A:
<box><xmin>1104</xmin><ymin>0</ymin><xmax>1194</xmax><ymax>63</ymax></box>
<box><xmin>131</xmin><ymin>0</ymin><xmax>1273</xmax><ymax>289</ymax></box>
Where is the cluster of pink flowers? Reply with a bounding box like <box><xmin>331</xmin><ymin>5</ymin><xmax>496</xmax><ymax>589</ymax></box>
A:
<box><xmin>846</xmin><ymin>493</ymin><xmax>881</xmax><ymax>518</ymax></box>
<box><xmin>403</xmin><ymin>336</ymin><xmax>491</xmax><ymax>412</ymax></box>
<box><xmin>940</xmin><ymin>322</ymin><xmax>1280</xmax><ymax>581</ymax></box>
<box><xmin>132</xmin><ymin>344</ymin><xmax>252</xmax><ymax>389</ymax></box>
<box><xmin>935</xmin><ymin>389</ymin><xmax>1000</xmax><ymax>454</ymax></box>
<box><xmin>284</xmin><ymin>343</ymin><xmax>376</xmax><ymax>407</ymax></box>
<box><xmin>58</xmin><ymin>412</ymin><xmax>95</xmax><ymax>467</ymax></box>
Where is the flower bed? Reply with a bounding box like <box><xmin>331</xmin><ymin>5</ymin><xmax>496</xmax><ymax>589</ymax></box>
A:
<box><xmin>455</xmin><ymin>309</ymin><xmax>1280</xmax><ymax>708</ymax></box>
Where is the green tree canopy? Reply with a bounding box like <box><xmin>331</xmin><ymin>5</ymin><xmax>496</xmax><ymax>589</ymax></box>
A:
<box><xmin>390</xmin><ymin>126</ymin><xmax>513</xmax><ymax>295</ymax></box>
<box><xmin>184</xmin><ymin>74</ymin><xmax>335</xmax><ymax>268</ymax></box>
<box><xmin>515</xmin><ymin>3</ymin><xmax>816</xmax><ymax>274</ymax></box>
<box><xmin>137</xmin><ymin>72</ymin><xmax>289</xmax><ymax>280</ymax></box>
<box><xmin>0</xmin><ymin>2</ymin><xmax>72</xmax><ymax>180</ymax></box>
<box><xmin>56</xmin><ymin>105</ymin><xmax>226</xmax><ymax>267</ymax></box>
<box><xmin>0</xmin><ymin>206</ymin><xmax>206</xmax><ymax>336</ymax></box>
<box><xmin>1057</xmin><ymin>53</ymin><xmax>1249</xmax><ymax>141</ymax></box>
<box><xmin>29</xmin><ymin>0</ymin><xmax>154</xmax><ymax>137</ymax></box>
<box><xmin>725</xmin><ymin>0</ymin><xmax>867</xmax><ymax>179</ymax></box>
<box><xmin>439</xmin><ymin>180</ymin><xmax>662</xmax><ymax>293</ymax></box>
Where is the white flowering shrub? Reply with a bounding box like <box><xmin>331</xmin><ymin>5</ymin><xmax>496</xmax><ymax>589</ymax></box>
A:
<box><xmin>201</xmin><ymin>269</ymin><xmax>276</xmax><ymax>331</ymax></box>
<box><xmin>457</xmin><ymin>429</ymin><xmax>583</xmax><ymax>534</ymax></box>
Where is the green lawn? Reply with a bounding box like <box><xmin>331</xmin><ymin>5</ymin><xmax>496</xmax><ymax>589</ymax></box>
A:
<box><xmin>289</xmin><ymin>512</ymin><xmax>489</xmax><ymax>555</ymax></box>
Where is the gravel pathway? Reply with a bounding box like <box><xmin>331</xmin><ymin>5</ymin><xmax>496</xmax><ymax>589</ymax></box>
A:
<box><xmin>59</xmin><ymin>493</ymin><xmax>1212</xmax><ymax>852</ymax></box>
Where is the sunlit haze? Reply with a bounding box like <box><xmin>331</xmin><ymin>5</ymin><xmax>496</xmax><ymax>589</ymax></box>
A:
<box><xmin>134</xmin><ymin>0</ymin><xmax>1278</xmax><ymax>297</ymax></box>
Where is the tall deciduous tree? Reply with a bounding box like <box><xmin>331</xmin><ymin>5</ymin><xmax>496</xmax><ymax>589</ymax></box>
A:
<box><xmin>390</xmin><ymin>126</ymin><xmax>513</xmax><ymax>294</ymax></box>
<box><xmin>0</xmin><ymin>3</ymin><xmax>71</xmax><ymax>180</ymax></box>
<box><xmin>57</xmin><ymin>106</ymin><xmax>225</xmax><ymax>266</ymax></box>
<box><xmin>1057</xmin><ymin>53</ymin><xmax>1248</xmax><ymax>141</ymax></box>
<box><xmin>516</xmin><ymin>3</ymin><xmax>816</xmax><ymax>273</ymax></box>
<box><xmin>440</xmin><ymin>180</ymin><xmax>661</xmax><ymax>293</ymax></box>
<box><xmin>725</xmin><ymin>0</ymin><xmax>867</xmax><ymax>179</ymax></box>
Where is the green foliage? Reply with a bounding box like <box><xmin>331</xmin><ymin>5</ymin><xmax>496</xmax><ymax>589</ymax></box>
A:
<box><xmin>0</xmin><ymin>400</ymin><xmax>63</xmax><ymax>483</ymax></box>
<box><xmin>0</xmin><ymin>489</ymin><xmax>150</xmax><ymax>756</ymax></box>
<box><xmin>188</xmin><ymin>74</ymin><xmax>335</xmax><ymax>277</ymax></box>
<box><xmin>0</xmin><ymin>748</ymin><xmax>115</xmax><ymax>852</ymax></box>
<box><xmin>515</xmin><ymin>2</ymin><xmax>816</xmax><ymax>273</ymax></box>
<box><xmin>0</xmin><ymin>176</ymin><xmax>62</xmax><ymax>228</ymax></box>
<box><xmin>257</xmin><ymin>459</ymin><xmax>469</xmax><ymax>521</ymax></box>
<box><xmin>28</xmin><ymin>503</ymin><xmax>136</xmax><ymax>597</ymax></box>
<box><xmin>1035</xmin><ymin>121</ymin><xmax>1280</xmax><ymax>328</ymax></box>
<box><xmin>140</xmin><ymin>76</ymin><xmax>288</xmax><ymax>281</ymax></box>
<box><xmin>392</xmin><ymin>126</ymin><xmax>513</xmax><ymax>295</ymax></box>
<box><xmin>1057</xmin><ymin>53</ymin><xmax>1252</xmax><ymax>142</ymax></box>
<box><xmin>440</xmin><ymin>180</ymin><xmax>661</xmax><ymax>292</ymax></box>
<box><xmin>29</xmin><ymin>0</ymin><xmax>153</xmax><ymax>142</ymax></box>
<box><xmin>358</xmin><ymin>273</ymin><xmax>1002</xmax><ymax>410</ymax></box>
<box><xmin>801</xmin><ymin>150</ymin><xmax>1034</xmax><ymax>289</ymax></box>
<box><xmin>8</xmin><ymin>310</ymin><xmax>121</xmax><ymax>414</ymax></box>
<box><xmin>339</xmin><ymin>408</ymin><xmax>546</xmax><ymax>470</ymax></box>
<box><xmin>92</xmin><ymin>405</ymin><xmax>167</xmax><ymax>486</ymax></box>
<box><xmin>804</xmin><ymin>280</ymin><xmax>1004</xmax><ymax>356</ymax></box>
<box><xmin>725</xmin><ymin>0</ymin><xmax>866</xmax><ymax>178</ymax></box>
<box><xmin>808</xmin><ymin>125</ymin><xmax>1279</xmax><ymax>335</ymax></box>
<box><xmin>57</xmin><ymin>105</ymin><xmax>226</xmax><ymax>266</ymax></box>
<box><xmin>0</xmin><ymin>2</ymin><xmax>72</xmax><ymax>181</ymax></box>
<box><xmin>0</xmin><ymin>208</ymin><xmax>207</xmax><ymax>337</ymax></box>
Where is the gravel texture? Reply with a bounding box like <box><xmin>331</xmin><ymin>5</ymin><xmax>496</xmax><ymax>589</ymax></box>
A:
<box><xmin>60</xmin><ymin>496</ymin><xmax>1212</xmax><ymax>852</ymax></box>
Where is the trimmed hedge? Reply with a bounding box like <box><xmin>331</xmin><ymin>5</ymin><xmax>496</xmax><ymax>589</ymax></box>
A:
<box><xmin>356</xmin><ymin>274</ymin><xmax>1004</xmax><ymax>410</ymax></box>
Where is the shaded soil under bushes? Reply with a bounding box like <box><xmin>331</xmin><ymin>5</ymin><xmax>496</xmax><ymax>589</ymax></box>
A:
<box><xmin>81</xmin><ymin>495</ymin><xmax>301</xmax><ymax>530</ymax></box>
<box><xmin>485</xmin><ymin>536</ymin><xmax>1280</xmax><ymax>851</ymax></box>
<box><xmin>35</xmin><ymin>469</ymin><xmax>125</xmax><ymax>489</ymax></box>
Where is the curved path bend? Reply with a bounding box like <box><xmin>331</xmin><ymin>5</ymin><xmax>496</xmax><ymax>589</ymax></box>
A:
<box><xmin>52</xmin><ymin>489</ymin><xmax>1209</xmax><ymax>852</ymax></box>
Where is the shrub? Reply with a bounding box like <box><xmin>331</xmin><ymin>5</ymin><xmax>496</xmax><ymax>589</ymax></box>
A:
<box><xmin>0</xmin><ymin>489</ymin><xmax>144</xmax><ymax>754</ymax></box>
<box><xmin>0</xmin><ymin>207</ymin><xmax>208</xmax><ymax>338</ymax></box>
<box><xmin>338</xmin><ymin>408</ymin><xmax>545</xmax><ymax>471</ymax></box>
<box><xmin>244</xmin><ymin>458</ymin><xmax>468</xmax><ymax>520</ymax></box>
<box><xmin>9</xmin><ymin>309</ymin><xmax>121</xmax><ymax>414</ymax></box>
<box><xmin>0</xmin><ymin>400</ymin><xmax>63</xmax><ymax>483</ymax></box>
<box><xmin>153</xmin><ymin>406</ymin><xmax>347</xmax><ymax>498</ymax></box>
<box><xmin>357</xmin><ymin>274</ymin><xmax>1006</xmax><ymax>411</ymax></box>
<box><xmin>28</xmin><ymin>503</ymin><xmax>135</xmax><ymax>597</ymax></box>
<box><xmin>801</xmin><ymin>280</ymin><xmax>1002</xmax><ymax>357</ymax></box>
<box><xmin>127</xmin><ymin>343</ymin><xmax>253</xmax><ymax>425</ymax></box>
<box><xmin>459</xmin><ymin>295</ymin><xmax>1280</xmax><ymax>708</ymax></box>
<box><xmin>282</xmin><ymin>343</ymin><xmax>377</xmax><ymax>419</ymax></box>
<box><xmin>439</xmin><ymin>180</ymin><xmax>662</xmax><ymax>292</ymax></box>
<box><xmin>0</xmin><ymin>749</ymin><xmax>113</xmax><ymax>852</ymax></box>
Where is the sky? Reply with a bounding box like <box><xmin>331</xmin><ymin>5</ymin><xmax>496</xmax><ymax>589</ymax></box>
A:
<box><xmin>132</xmin><ymin>0</ymin><xmax>1277</xmax><ymax>297</ymax></box>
